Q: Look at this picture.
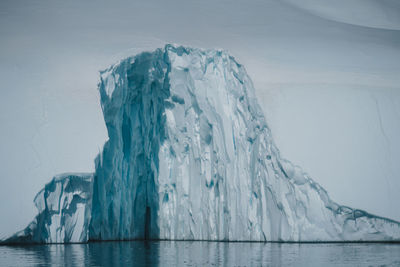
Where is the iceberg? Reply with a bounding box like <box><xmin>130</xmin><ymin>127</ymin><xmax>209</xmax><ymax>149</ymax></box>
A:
<box><xmin>89</xmin><ymin>45</ymin><xmax>400</xmax><ymax>241</ymax></box>
<box><xmin>3</xmin><ymin>44</ymin><xmax>400</xmax><ymax>243</ymax></box>
<box><xmin>3</xmin><ymin>173</ymin><xmax>93</xmax><ymax>244</ymax></box>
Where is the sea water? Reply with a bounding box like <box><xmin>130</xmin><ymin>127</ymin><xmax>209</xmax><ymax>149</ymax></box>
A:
<box><xmin>1</xmin><ymin>241</ymin><xmax>400</xmax><ymax>266</ymax></box>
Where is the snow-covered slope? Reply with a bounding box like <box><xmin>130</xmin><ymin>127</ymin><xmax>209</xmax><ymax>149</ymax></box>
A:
<box><xmin>2</xmin><ymin>173</ymin><xmax>93</xmax><ymax>244</ymax></box>
<box><xmin>89</xmin><ymin>45</ymin><xmax>400</xmax><ymax>242</ymax></box>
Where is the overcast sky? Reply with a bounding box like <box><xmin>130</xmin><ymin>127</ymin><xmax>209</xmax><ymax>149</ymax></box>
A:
<box><xmin>1</xmin><ymin>0</ymin><xmax>400</xmax><ymax>238</ymax></box>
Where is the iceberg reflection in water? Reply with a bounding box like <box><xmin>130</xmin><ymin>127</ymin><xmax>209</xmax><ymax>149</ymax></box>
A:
<box><xmin>1</xmin><ymin>241</ymin><xmax>400</xmax><ymax>266</ymax></box>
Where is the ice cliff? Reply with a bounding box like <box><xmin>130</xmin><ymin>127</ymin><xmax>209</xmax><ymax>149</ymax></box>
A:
<box><xmin>3</xmin><ymin>45</ymin><xmax>400</xmax><ymax>243</ymax></box>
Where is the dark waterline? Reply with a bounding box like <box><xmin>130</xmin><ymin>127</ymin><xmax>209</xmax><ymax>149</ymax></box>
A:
<box><xmin>1</xmin><ymin>241</ymin><xmax>400</xmax><ymax>266</ymax></box>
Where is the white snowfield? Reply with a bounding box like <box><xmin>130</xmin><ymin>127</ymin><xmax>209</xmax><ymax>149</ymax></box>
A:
<box><xmin>3</xmin><ymin>45</ymin><xmax>400</xmax><ymax>243</ymax></box>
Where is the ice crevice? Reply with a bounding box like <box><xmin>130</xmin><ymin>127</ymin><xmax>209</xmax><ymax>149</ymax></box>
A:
<box><xmin>2</xmin><ymin>44</ymin><xmax>400</xmax><ymax>244</ymax></box>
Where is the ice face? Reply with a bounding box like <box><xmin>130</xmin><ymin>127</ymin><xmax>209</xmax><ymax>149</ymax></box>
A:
<box><xmin>90</xmin><ymin>49</ymin><xmax>169</xmax><ymax>240</ymax></box>
<box><xmin>2</xmin><ymin>173</ymin><xmax>93</xmax><ymax>244</ymax></box>
<box><xmin>89</xmin><ymin>45</ymin><xmax>400</xmax><ymax>242</ymax></box>
<box><xmin>4</xmin><ymin>45</ymin><xmax>400</xmax><ymax>244</ymax></box>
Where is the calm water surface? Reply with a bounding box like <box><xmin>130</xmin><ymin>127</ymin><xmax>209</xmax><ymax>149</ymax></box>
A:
<box><xmin>1</xmin><ymin>241</ymin><xmax>400</xmax><ymax>266</ymax></box>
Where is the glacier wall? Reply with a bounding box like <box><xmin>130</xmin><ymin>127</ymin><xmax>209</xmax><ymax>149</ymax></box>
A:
<box><xmin>3</xmin><ymin>173</ymin><xmax>93</xmax><ymax>244</ymax></box>
<box><xmin>89</xmin><ymin>45</ymin><xmax>400</xmax><ymax>242</ymax></box>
